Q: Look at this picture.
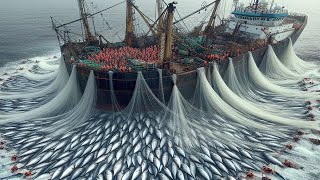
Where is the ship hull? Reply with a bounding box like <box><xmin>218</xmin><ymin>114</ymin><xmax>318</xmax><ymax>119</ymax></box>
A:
<box><xmin>62</xmin><ymin>15</ymin><xmax>307</xmax><ymax>111</ymax></box>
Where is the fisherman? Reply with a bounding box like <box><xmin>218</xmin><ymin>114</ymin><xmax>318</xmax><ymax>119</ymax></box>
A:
<box><xmin>246</xmin><ymin>171</ymin><xmax>255</xmax><ymax>179</ymax></box>
<box><xmin>262</xmin><ymin>166</ymin><xmax>273</xmax><ymax>174</ymax></box>
<box><xmin>293</xmin><ymin>135</ymin><xmax>300</xmax><ymax>142</ymax></box>
<box><xmin>283</xmin><ymin>159</ymin><xmax>299</xmax><ymax>169</ymax></box>
<box><xmin>297</xmin><ymin>129</ymin><xmax>305</xmax><ymax>136</ymax></box>
<box><xmin>305</xmin><ymin>100</ymin><xmax>311</xmax><ymax>105</ymax></box>
<box><xmin>11</xmin><ymin>165</ymin><xmax>18</xmax><ymax>173</ymax></box>
<box><xmin>11</xmin><ymin>154</ymin><xmax>18</xmax><ymax>161</ymax></box>
<box><xmin>24</xmin><ymin>171</ymin><xmax>33</xmax><ymax>177</ymax></box>
<box><xmin>285</xmin><ymin>144</ymin><xmax>293</xmax><ymax>150</ymax></box>
<box><xmin>309</xmin><ymin>138</ymin><xmax>320</xmax><ymax>145</ymax></box>
<box><xmin>307</xmin><ymin>113</ymin><xmax>315</xmax><ymax>119</ymax></box>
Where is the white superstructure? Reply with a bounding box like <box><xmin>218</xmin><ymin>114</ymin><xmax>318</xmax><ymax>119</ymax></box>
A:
<box><xmin>226</xmin><ymin>0</ymin><xmax>296</xmax><ymax>42</ymax></box>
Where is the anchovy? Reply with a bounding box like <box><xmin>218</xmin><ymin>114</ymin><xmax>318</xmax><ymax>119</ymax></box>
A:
<box><xmin>71</xmin><ymin>168</ymin><xmax>84</xmax><ymax>179</ymax></box>
<box><xmin>113</xmin><ymin>160</ymin><xmax>122</xmax><ymax>175</ymax></box>
<box><xmin>60</xmin><ymin>165</ymin><xmax>75</xmax><ymax>179</ymax></box>
<box><xmin>51</xmin><ymin>167</ymin><xmax>63</xmax><ymax>179</ymax></box>
<box><xmin>163</xmin><ymin>167</ymin><xmax>173</xmax><ymax>179</ymax></box>
<box><xmin>223</xmin><ymin>158</ymin><xmax>237</xmax><ymax>172</ymax></box>
<box><xmin>262</xmin><ymin>153</ymin><xmax>284</xmax><ymax>167</ymax></box>
<box><xmin>132</xmin><ymin>166</ymin><xmax>142</xmax><ymax>180</ymax></box>
<box><xmin>216</xmin><ymin>161</ymin><xmax>229</xmax><ymax>174</ymax></box>
<box><xmin>196</xmin><ymin>165</ymin><xmax>210</xmax><ymax>180</ymax></box>
<box><xmin>86</xmin><ymin>163</ymin><xmax>97</xmax><ymax>173</ymax></box>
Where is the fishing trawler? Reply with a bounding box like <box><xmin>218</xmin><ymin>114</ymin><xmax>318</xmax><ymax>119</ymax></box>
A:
<box><xmin>51</xmin><ymin>0</ymin><xmax>307</xmax><ymax>109</ymax></box>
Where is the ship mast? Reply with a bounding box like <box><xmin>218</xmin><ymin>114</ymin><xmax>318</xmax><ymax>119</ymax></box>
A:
<box><xmin>254</xmin><ymin>0</ymin><xmax>260</xmax><ymax>10</ymax></box>
<box><xmin>202</xmin><ymin>0</ymin><xmax>222</xmax><ymax>47</ymax></box>
<box><xmin>77</xmin><ymin>0</ymin><xmax>96</xmax><ymax>42</ymax></box>
<box><xmin>125</xmin><ymin>0</ymin><xmax>135</xmax><ymax>47</ymax></box>
<box><xmin>163</xmin><ymin>2</ymin><xmax>177</xmax><ymax>69</ymax></box>
<box><xmin>157</xmin><ymin>0</ymin><xmax>164</xmax><ymax>37</ymax></box>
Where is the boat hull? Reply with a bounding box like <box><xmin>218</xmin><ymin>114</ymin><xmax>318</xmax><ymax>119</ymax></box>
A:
<box><xmin>62</xmin><ymin>15</ymin><xmax>308</xmax><ymax>110</ymax></box>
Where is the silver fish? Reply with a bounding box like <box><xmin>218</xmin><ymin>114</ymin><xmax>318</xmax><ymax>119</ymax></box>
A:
<box><xmin>110</xmin><ymin>133</ymin><xmax>119</xmax><ymax>144</ymax></box>
<box><xmin>81</xmin><ymin>154</ymin><xmax>93</xmax><ymax>167</ymax></box>
<box><xmin>105</xmin><ymin>169</ymin><xmax>113</xmax><ymax>180</ymax></box>
<box><xmin>216</xmin><ymin>161</ymin><xmax>229</xmax><ymax>174</ymax></box>
<box><xmin>98</xmin><ymin>163</ymin><xmax>108</xmax><ymax>175</ymax></box>
<box><xmin>111</xmin><ymin>141</ymin><xmax>121</xmax><ymax>151</ymax></box>
<box><xmin>175</xmin><ymin>146</ymin><xmax>186</xmax><ymax>157</ymax></box>
<box><xmin>86</xmin><ymin>163</ymin><xmax>97</xmax><ymax>173</ymax></box>
<box><xmin>197</xmin><ymin>165</ymin><xmax>210</xmax><ymax>180</ymax></box>
<box><xmin>141</xmin><ymin>170</ymin><xmax>148</xmax><ymax>180</ymax></box>
<box><xmin>173</xmin><ymin>155</ymin><xmax>182</xmax><ymax>168</ymax></box>
<box><xmin>181</xmin><ymin>163</ymin><xmax>192</xmax><ymax>177</ymax></box>
<box><xmin>132</xmin><ymin>166</ymin><xmax>142</xmax><ymax>180</ymax></box>
<box><xmin>51</xmin><ymin>167</ymin><xmax>63</xmax><ymax>179</ymax></box>
<box><xmin>262</xmin><ymin>153</ymin><xmax>284</xmax><ymax>167</ymax></box>
<box><xmin>26</xmin><ymin>156</ymin><xmax>41</xmax><ymax>167</ymax></box>
<box><xmin>54</xmin><ymin>140</ymin><xmax>68</xmax><ymax>151</ymax></box>
<box><xmin>199</xmin><ymin>153</ymin><xmax>214</xmax><ymax>164</ymax></box>
<box><xmin>96</xmin><ymin>155</ymin><xmax>108</xmax><ymax>164</ymax></box>
<box><xmin>171</xmin><ymin>162</ymin><xmax>178</xmax><ymax>179</ymax></box>
<box><xmin>177</xmin><ymin>170</ymin><xmax>185</xmax><ymax>180</ymax></box>
<box><xmin>223</xmin><ymin>158</ymin><xmax>237</xmax><ymax>172</ymax></box>
<box><xmin>97</xmin><ymin>147</ymin><xmax>106</xmax><ymax>158</ymax></box>
<box><xmin>162</xmin><ymin>152</ymin><xmax>169</xmax><ymax>167</ymax></box>
<box><xmin>201</xmin><ymin>145</ymin><xmax>211</xmax><ymax>157</ymax></box>
<box><xmin>113</xmin><ymin>160</ymin><xmax>123</xmax><ymax>175</ymax></box>
<box><xmin>91</xmin><ymin>141</ymin><xmax>102</xmax><ymax>153</ymax></box>
<box><xmin>163</xmin><ymin>167</ymin><xmax>173</xmax><ymax>179</ymax></box>
<box><xmin>134</xmin><ymin>142</ymin><xmax>142</xmax><ymax>153</ymax></box>
<box><xmin>52</xmin><ymin>156</ymin><xmax>70</xmax><ymax>169</ymax></box>
<box><xmin>71</xmin><ymin>168</ymin><xmax>84</xmax><ymax>179</ymax></box>
<box><xmin>240</xmin><ymin>149</ymin><xmax>252</xmax><ymax>159</ymax></box>
<box><xmin>208</xmin><ymin>164</ymin><xmax>221</xmax><ymax>176</ymax></box>
<box><xmin>73</xmin><ymin>147</ymin><xmax>85</xmax><ymax>159</ymax></box>
<box><xmin>60</xmin><ymin>164</ymin><xmax>75</xmax><ymax>179</ymax></box>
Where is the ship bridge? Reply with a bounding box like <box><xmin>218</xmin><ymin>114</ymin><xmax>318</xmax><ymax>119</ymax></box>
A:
<box><xmin>232</xmin><ymin>6</ymin><xmax>289</xmax><ymax>27</ymax></box>
<box><xmin>226</xmin><ymin>0</ymin><xmax>295</xmax><ymax>42</ymax></box>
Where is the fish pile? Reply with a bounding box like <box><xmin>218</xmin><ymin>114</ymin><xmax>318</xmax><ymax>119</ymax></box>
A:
<box><xmin>0</xmin><ymin>112</ymin><xmax>299</xmax><ymax>180</ymax></box>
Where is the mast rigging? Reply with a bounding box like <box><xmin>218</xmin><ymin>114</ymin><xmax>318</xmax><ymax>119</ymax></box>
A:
<box><xmin>77</xmin><ymin>0</ymin><xmax>96</xmax><ymax>42</ymax></box>
<box><xmin>203</xmin><ymin>0</ymin><xmax>222</xmax><ymax>47</ymax></box>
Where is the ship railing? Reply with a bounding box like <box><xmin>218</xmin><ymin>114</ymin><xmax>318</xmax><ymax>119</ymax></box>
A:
<box><xmin>289</xmin><ymin>13</ymin><xmax>307</xmax><ymax>17</ymax></box>
<box><xmin>235</xmin><ymin>7</ymin><xmax>288</xmax><ymax>15</ymax></box>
